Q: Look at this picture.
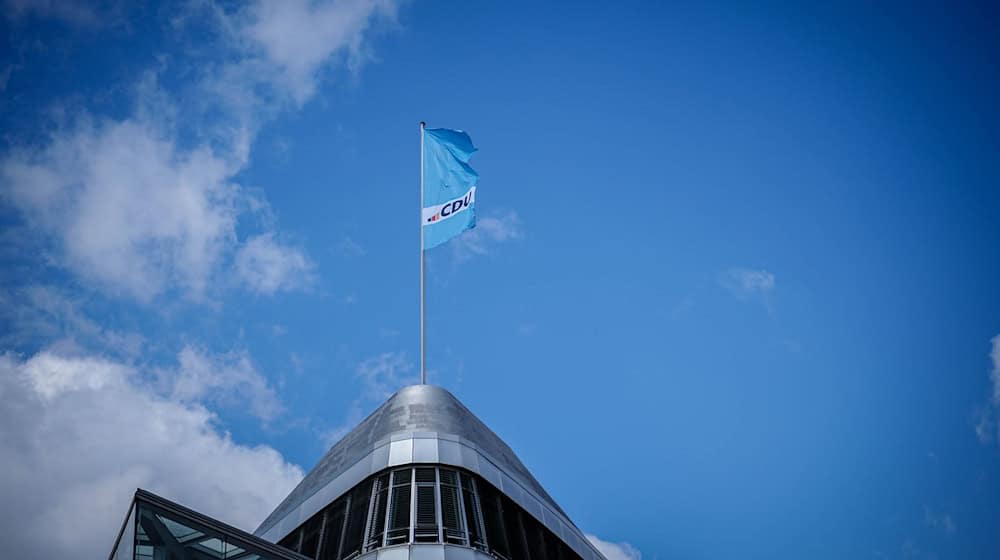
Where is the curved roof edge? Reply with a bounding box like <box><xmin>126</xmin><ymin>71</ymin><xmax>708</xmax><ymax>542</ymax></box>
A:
<box><xmin>255</xmin><ymin>385</ymin><xmax>607</xmax><ymax>560</ymax></box>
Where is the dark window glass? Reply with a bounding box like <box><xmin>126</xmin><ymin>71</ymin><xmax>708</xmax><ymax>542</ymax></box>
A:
<box><xmin>441</xmin><ymin>484</ymin><xmax>463</xmax><ymax>544</ymax></box>
<box><xmin>273</xmin><ymin>467</ymin><xmax>584</xmax><ymax>560</ymax></box>
<box><xmin>439</xmin><ymin>469</ymin><xmax>458</xmax><ymax>486</ymax></box>
<box><xmin>318</xmin><ymin>499</ymin><xmax>346</xmax><ymax>560</ymax></box>
<box><xmin>340</xmin><ymin>479</ymin><xmax>373</xmax><ymax>559</ymax></box>
<box><xmin>460</xmin><ymin>474</ymin><xmax>487</xmax><ymax>550</ymax></box>
<box><xmin>414</xmin><ymin>484</ymin><xmax>438</xmax><ymax>542</ymax></box>
<box><xmin>523</xmin><ymin>511</ymin><xmax>547</xmax><ymax>560</ymax></box>
<box><xmin>386</xmin><ymin>471</ymin><xmax>411</xmax><ymax>545</ymax></box>
<box><xmin>363</xmin><ymin>473</ymin><xmax>390</xmax><ymax>552</ymax></box>
<box><xmin>439</xmin><ymin>468</ymin><xmax>465</xmax><ymax>545</ymax></box>
<box><xmin>504</xmin><ymin>499</ymin><xmax>531</xmax><ymax>560</ymax></box>
<box><xmin>415</xmin><ymin>467</ymin><xmax>436</xmax><ymax>483</ymax></box>
<box><xmin>479</xmin><ymin>482</ymin><xmax>510</xmax><ymax>559</ymax></box>
<box><xmin>300</xmin><ymin>514</ymin><xmax>323</xmax><ymax>558</ymax></box>
<box><xmin>278</xmin><ymin>529</ymin><xmax>300</xmax><ymax>553</ymax></box>
<box><xmin>544</xmin><ymin>520</ymin><xmax>563</xmax><ymax>560</ymax></box>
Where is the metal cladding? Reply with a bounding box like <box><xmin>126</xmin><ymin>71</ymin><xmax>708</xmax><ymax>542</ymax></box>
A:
<box><xmin>255</xmin><ymin>384</ymin><xmax>606</xmax><ymax>560</ymax></box>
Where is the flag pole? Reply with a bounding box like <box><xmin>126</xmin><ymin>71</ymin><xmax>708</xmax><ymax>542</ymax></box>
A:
<box><xmin>420</xmin><ymin>121</ymin><xmax>426</xmax><ymax>385</ymax></box>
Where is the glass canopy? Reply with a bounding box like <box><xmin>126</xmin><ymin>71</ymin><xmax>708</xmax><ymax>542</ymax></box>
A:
<box><xmin>109</xmin><ymin>489</ymin><xmax>308</xmax><ymax>560</ymax></box>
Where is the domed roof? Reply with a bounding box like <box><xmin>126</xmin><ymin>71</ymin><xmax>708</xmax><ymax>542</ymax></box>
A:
<box><xmin>256</xmin><ymin>384</ymin><xmax>569</xmax><ymax>537</ymax></box>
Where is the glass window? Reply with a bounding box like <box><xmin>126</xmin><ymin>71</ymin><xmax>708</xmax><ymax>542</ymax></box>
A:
<box><xmin>128</xmin><ymin>499</ymin><xmax>296</xmax><ymax>560</ymax></box>
<box><xmin>439</xmin><ymin>468</ymin><xmax>466</xmax><ymax>545</ymax></box>
<box><xmin>111</xmin><ymin>504</ymin><xmax>137</xmax><ymax>560</ymax></box>
<box><xmin>478</xmin><ymin>481</ymin><xmax>509</xmax><ymax>559</ymax></box>
<box><xmin>386</xmin><ymin>469</ymin><xmax>412</xmax><ymax>545</ymax></box>
<box><xmin>460</xmin><ymin>473</ymin><xmax>488</xmax><ymax>551</ymax></box>
<box><xmin>504</xmin><ymin>497</ymin><xmax>531</xmax><ymax>560</ymax></box>
<box><xmin>278</xmin><ymin>529</ymin><xmax>300</xmax><ymax>554</ymax></box>
<box><xmin>413</xmin><ymin>471</ymin><xmax>439</xmax><ymax>543</ymax></box>
<box><xmin>318</xmin><ymin>498</ymin><xmax>346</xmax><ymax>560</ymax></box>
<box><xmin>363</xmin><ymin>473</ymin><xmax>390</xmax><ymax>552</ymax></box>
<box><xmin>270</xmin><ymin>466</ymin><xmax>583</xmax><ymax>560</ymax></box>
<box><xmin>340</xmin><ymin>478</ymin><xmax>373</xmax><ymax>559</ymax></box>
<box><xmin>300</xmin><ymin>513</ymin><xmax>323</xmax><ymax>558</ymax></box>
<box><xmin>524</xmin><ymin>509</ymin><xmax>548</xmax><ymax>560</ymax></box>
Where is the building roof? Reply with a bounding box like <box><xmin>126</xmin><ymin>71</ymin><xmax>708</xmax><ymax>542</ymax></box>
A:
<box><xmin>257</xmin><ymin>384</ymin><xmax>569</xmax><ymax>536</ymax></box>
<box><xmin>254</xmin><ymin>384</ymin><xmax>607</xmax><ymax>559</ymax></box>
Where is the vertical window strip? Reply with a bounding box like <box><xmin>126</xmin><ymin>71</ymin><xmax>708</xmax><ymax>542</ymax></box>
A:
<box><xmin>318</xmin><ymin>498</ymin><xmax>346</xmax><ymax>560</ymax></box>
<box><xmin>463</xmin><ymin>474</ymin><xmax>489</xmax><ymax>551</ymax></box>
<box><xmin>440</xmin><ymin>468</ymin><xmax>467</xmax><ymax>545</ymax></box>
<box><xmin>435</xmin><ymin>467</ymin><xmax>445</xmax><ymax>544</ymax></box>
<box><xmin>314</xmin><ymin>509</ymin><xmax>328</xmax><ymax>560</ymax></box>
<box><xmin>365</xmin><ymin>474</ymin><xmax>390</xmax><ymax>552</ymax></box>
<box><xmin>336</xmin><ymin>492</ymin><xmax>352</xmax><ymax>560</ymax></box>
<box><xmin>360</xmin><ymin>475</ymin><xmax>379</xmax><ymax>552</ymax></box>
<box><xmin>408</xmin><ymin>467</ymin><xmax>417</xmax><ymax>544</ymax></box>
<box><xmin>379</xmin><ymin>469</ymin><xmax>395</xmax><ymax>549</ymax></box>
<box><xmin>385</xmin><ymin>469</ymin><xmax>411</xmax><ymax>546</ymax></box>
<box><xmin>414</xmin><ymin>469</ymin><xmax>439</xmax><ymax>542</ymax></box>
<box><xmin>452</xmin><ymin>472</ymin><xmax>470</xmax><ymax>546</ymax></box>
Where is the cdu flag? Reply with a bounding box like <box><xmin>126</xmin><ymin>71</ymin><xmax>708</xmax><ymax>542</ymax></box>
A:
<box><xmin>422</xmin><ymin>127</ymin><xmax>478</xmax><ymax>250</ymax></box>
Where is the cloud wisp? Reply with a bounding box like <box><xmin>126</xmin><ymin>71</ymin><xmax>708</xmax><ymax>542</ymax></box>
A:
<box><xmin>990</xmin><ymin>334</ymin><xmax>1000</xmax><ymax>404</ymax></box>
<box><xmin>586</xmin><ymin>534</ymin><xmax>642</xmax><ymax>560</ymax></box>
<box><xmin>450</xmin><ymin>210</ymin><xmax>523</xmax><ymax>262</ymax></box>
<box><xmin>162</xmin><ymin>345</ymin><xmax>284</xmax><ymax>422</ymax></box>
<box><xmin>923</xmin><ymin>505</ymin><xmax>956</xmax><ymax>536</ymax></box>
<box><xmin>974</xmin><ymin>335</ymin><xmax>1000</xmax><ymax>445</ymax></box>
<box><xmin>721</xmin><ymin>267</ymin><xmax>776</xmax><ymax>299</ymax></box>
<box><xmin>234</xmin><ymin>233</ymin><xmax>316</xmax><ymax>295</ymax></box>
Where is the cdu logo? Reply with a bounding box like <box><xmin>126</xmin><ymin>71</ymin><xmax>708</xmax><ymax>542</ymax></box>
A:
<box><xmin>425</xmin><ymin>188</ymin><xmax>475</xmax><ymax>224</ymax></box>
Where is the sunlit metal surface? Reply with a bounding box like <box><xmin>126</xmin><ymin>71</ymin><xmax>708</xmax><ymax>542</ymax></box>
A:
<box><xmin>255</xmin><ymin>385</ymin><xmax>606</xmax><ymax>560</ymax></box>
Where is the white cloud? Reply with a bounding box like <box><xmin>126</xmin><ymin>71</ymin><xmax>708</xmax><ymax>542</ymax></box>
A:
<box><xmin>1</xmin><ymin>117</ymin><xmax>244</xmax><ymax>302</ymax></box>
<box><xmin>975</xmin><ymin>335</ymin><xmax>1000</xmax><ymax>445</ymax></box>
<box><xmin>976</xmin><ymin>408</ymin><xmax>997</xmax><ymax>444</ymax></box>
<box><xmin>356</xmin><ymin>351</ymin><xmax>417</xmax><ymax>401</ymax></box>
<box><xmin>586</xmin><ymin>534</ymin><xmax>642</xmax><ymax>560</ymax></box>
<box><xmin>990</xmin><ymin>334</ymin><xmax>1000</xmax><ymax>403</ymax></box>
<box><xmin>2</xmin><ymin>0</ymin><xmax>400</xmax><ymax>304</ymax></box>
<box><xmin>164</xmin><ymin>345</ymin><xmax>283</xmax><ymax>422</ymax></box>
<box><xmin>0</xmin><ymin>114</ymin><xmax>318</xmax><ymax>302</ymax></box>
<box><xmin>0</xmin><ymin>284</ymin><xmax>144</xmax><ymax>357</ymax></box>
<box><xmin>239</xmin><ymin>0</ymin><xmax>398</xmax><ymax>104</ymax></box>
<box><xmin>334</xmin><ymin>236</ymin><xmax>366</xmax><ymax>257</ymax></box>
<box><xmin>234</xmin><ymin>233</ymin><xmax>315</xmax><ymax>295</ymax></box>
<box><xmin>0</xmin><ymin>350</ymin><xmax>303</xmax><ymax>559</ymax></box>
<box><xmin>451</xmin><ymin>211</ymin><xmax>523</xmax><ymax>261</ymax></box>
<box><xmin>722</xmin><ymin>267</ymin><xmax>776</xmax><ymax>298</ymax></box>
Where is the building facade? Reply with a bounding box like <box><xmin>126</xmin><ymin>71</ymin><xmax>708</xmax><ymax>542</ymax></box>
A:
<box><xmin>109</xmin><ymin>385</ymin><xmax>607</xmax><ymax>560</ymax></box>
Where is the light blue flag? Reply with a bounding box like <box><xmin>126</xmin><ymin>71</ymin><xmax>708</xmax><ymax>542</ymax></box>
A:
<box><xmin>422</xmin><ymin>127</ymin><xmax>478</xmax><ymax>250</ymax></box>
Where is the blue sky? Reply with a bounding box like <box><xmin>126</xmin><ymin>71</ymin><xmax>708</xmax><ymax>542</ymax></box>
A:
<box><xmin>1</xmin><ymin>1</ymin><xmax>999</xmax><ymax>559</ymax></box>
